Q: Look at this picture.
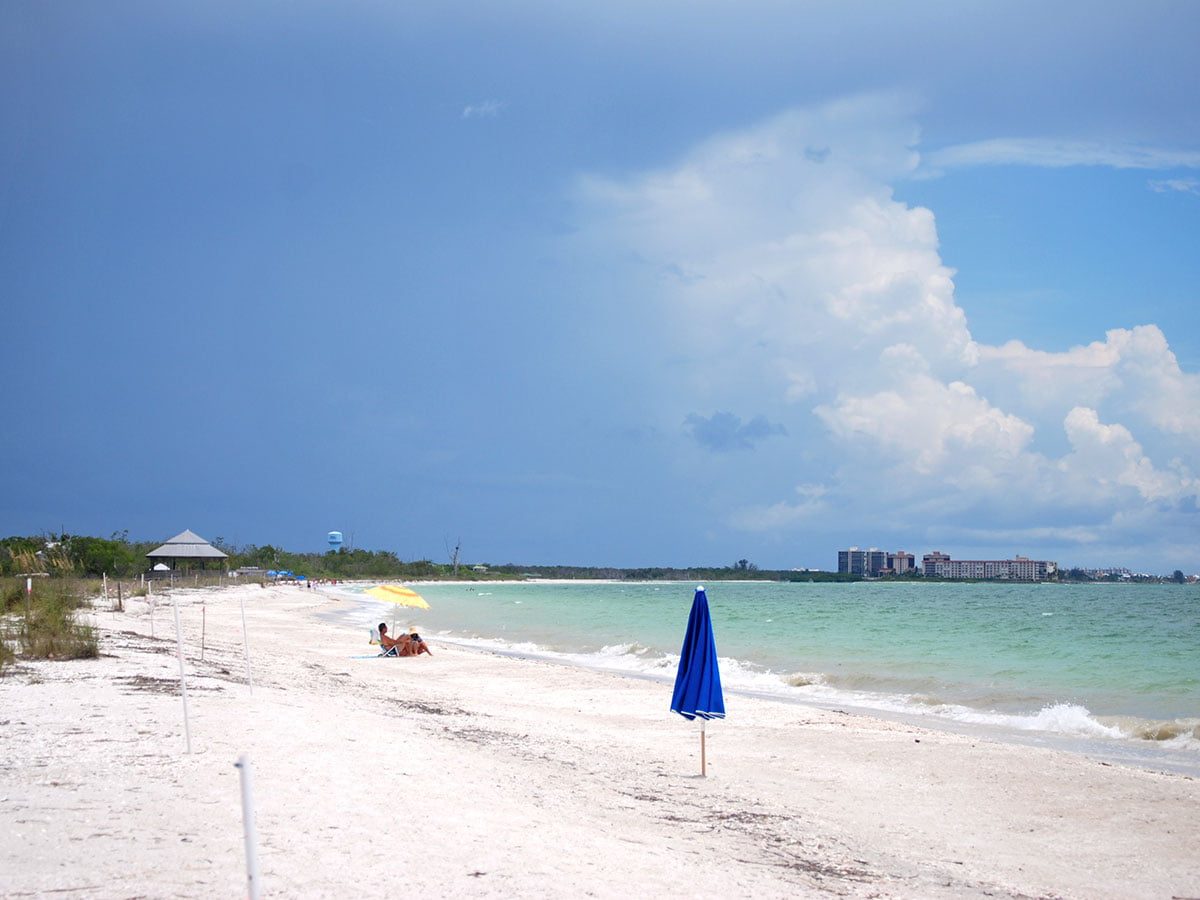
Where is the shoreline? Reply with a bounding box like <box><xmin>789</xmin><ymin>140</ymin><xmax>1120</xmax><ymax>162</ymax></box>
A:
<box><xmin>3</xmin><ymin>583</ymin><xmax>1199</xmax><ymax>898</ymax></box>
<box><xmin>410</xmin><ymin>636</ymin><xmax>1200</xmax><ymax>779</ymax></box>
<box><xmin>330</xmin><ymin>581</ymin><xmax>1200</xmax><ymax>774</ymax></box>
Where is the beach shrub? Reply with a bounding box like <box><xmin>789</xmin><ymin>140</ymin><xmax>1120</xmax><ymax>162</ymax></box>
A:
<box><xmin>4</xmin><ymin>578</ymin><xmax>99</xmax><ymax>661</ymax></box>
<box><xmin>2</xmin><ymin>579</ymin><xmax>25</xmax><ymax>614</ymax></box>
<box><xmin>0</xmin><ymin>637</ymin><xmax>13</xmax><ymax>675</ymax></box>
<box><xmin>2</xmin><ymin>532</ymin><xmax>157</xmax><ymax>578</ymax></box>
<box><xmin>0</xmin><ymin>537</ymin><xmax>42</xmax><ymax>577</ymax></box>
<box><xmin>67</xmin><ymin>535</ymin><xmax>140</xmax><ymax>577</ymax></box>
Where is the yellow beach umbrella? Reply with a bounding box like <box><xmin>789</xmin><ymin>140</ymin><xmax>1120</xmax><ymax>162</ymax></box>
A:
<box><xmin>365</xmin><ymin>584</ymin><xmax>430</xmax><ymax>609</ymax></box>
<box><xmin>365</xmin><ymin>584</ymin><xmax>430</xmax><ymax>633</ymax></box>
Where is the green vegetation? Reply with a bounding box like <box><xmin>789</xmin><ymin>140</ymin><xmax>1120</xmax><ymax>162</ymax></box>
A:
<box><xmin>227</xmin><ymin>544</ymin><xmax>445</xmax><ymax>581</ymax></box>
<box><xmin>1</xmin><ymin>532</ymin><xmax>152</xmax><ymax>578</ymax></box>
<box><xmin>0</xmin><ymin>577</ymin><xmax>98</xmax><ymax>674</ymax></box>
<box><xmin>2</xmin><ymin>532</ymin><xmax>862</xmax><ymax>584</ymax></box>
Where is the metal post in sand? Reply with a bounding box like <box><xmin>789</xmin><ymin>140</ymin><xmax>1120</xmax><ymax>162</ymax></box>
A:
<box><xmin>235</xmin><ymin>754</ymin><xmax>262</xmax><ymax>900</ymax></box>
<box><xmin>171</xmin><ymin>595</ymin><xmax>192</xmax><ymax>754</ymax></box>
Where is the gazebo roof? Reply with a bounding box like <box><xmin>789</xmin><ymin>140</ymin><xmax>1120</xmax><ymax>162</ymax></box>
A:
<box><xmin>146</xmin><ymin>529</ymin><xmax>228</xmax><ymax>559</ymax></box>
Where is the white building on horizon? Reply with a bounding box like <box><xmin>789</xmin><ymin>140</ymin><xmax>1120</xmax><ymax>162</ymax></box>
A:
<box><xmin>922</xmin><ymin>552</ymin><xmax>1056</xmax><ymax>581</ymax></box>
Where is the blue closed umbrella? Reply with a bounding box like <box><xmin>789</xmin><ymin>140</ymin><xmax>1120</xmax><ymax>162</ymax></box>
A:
<box><xmin>671</xmin><ymin>586</ymin><xmax>724</xmax><ymax>775</ymax></box>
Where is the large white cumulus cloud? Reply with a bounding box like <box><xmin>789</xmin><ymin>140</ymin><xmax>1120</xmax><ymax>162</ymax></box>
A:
<box><xmin>977</xmin><ymin>326</ymin><xmax>1200</xmax><ymax>440</ymax></box>
<box><xmin>1060</xmin><ymin>407</ymin><xmax>1199</xmax><ymax>504</ymax></box>
<box><xmin>578</xmin><ymin>96</ymin><xmax>1199</xmax><ymax>564</ymax></box>
<box><xmin>579</xmin><ymin>96</ymin><xmax>975</xmax><ymax>404</ymax></box>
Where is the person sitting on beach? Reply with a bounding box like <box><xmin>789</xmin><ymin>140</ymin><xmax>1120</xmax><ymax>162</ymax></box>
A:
<box><xmin>378</xmin><ymin>623</ymin><xmax>432</xmax><ymax>657</ymax></box>
<box><xmin>405</xmin><ymin>625</ymin><xmax>432</xmax><ymax>656</ymax></box>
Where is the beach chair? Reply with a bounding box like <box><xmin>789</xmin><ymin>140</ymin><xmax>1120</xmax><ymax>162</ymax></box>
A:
<box><xmin>370</xmin><ymin>626</ymin><xmax>399</xmax><ymax>657</ymax></box>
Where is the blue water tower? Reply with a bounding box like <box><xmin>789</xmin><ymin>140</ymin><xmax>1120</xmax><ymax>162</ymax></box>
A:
<box><xmin>327</xmin><ymin>531</ymin><xmax>344</xmax><ymax>551</ymax></box>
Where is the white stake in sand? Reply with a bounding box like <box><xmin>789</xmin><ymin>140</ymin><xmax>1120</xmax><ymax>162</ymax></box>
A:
<box><xmin>171</xmin><ymin>595</ymin><xmax>192</xmax><ymax>754</ymax></box>
<box><xmin>239</xmin><ymin>593</ymin><xmax>254</xmax><ymax>695</ymax></box>
<box><xmin>235</xmin><ymin>754</ymin><xmax>262</xmax><ymax>900</ymax></box>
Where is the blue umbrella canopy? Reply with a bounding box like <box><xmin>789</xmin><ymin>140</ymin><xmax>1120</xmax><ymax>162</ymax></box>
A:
<box><xmin>671</xmin><ymin>586</ymin><xmax>725</xmax><ymax>721</ymax></box>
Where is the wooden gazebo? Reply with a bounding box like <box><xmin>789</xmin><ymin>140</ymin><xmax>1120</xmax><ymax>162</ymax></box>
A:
<box><xmin>145</xmin><ymin>529</ymin><xmax>228</xmax><ymax>573</ymax></box>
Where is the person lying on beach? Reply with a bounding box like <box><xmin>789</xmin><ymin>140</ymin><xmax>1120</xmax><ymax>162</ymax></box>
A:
<box><xmin>378</xmin><ymin>623</ymin><xmax>432</xmax><ymax>657</ymax></box>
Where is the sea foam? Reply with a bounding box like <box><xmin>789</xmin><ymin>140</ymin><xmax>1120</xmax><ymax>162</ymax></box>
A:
<box><xmin>429</xmin><ymin>629</ymin><xmax>1199</xmax><ymax>754</ymax></box>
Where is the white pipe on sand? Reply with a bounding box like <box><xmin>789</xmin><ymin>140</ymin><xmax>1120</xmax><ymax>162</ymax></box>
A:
<box><xmin>170</xmin><ymin>595</ymin><xmax>192</xmax><ymax>754</ymax></box>
<box><xmin>235</xmin><ymin>754</ymin><xmax>262</xmax><ymax>900</ymax></box>
<box><xmin>239</xmin><ymin>593</ymin><xmax>253</xmax><ymax>695</ymax></box>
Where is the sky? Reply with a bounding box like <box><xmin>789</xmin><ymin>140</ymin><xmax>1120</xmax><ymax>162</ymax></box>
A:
<box><xmin>2</xmin><ymin>1</ymin><xmax>1198</xmax><ymax>572</ymax></box>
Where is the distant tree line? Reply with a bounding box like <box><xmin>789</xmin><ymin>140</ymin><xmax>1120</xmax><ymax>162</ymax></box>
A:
<box><xmin>486</xmin><ymin>563</ymin><xmax>860</xmax><ymax>583</ymax></box>
<box><xmin>222</xmin><ymin>542</ymin><xmax>444</xmax><ymax>581</ymax></box>
<box><xmin>1058</xmin><ymin>566</ymin><xmax>1188</xmax><ymax>584</ymax></box>
<box><xmin>0</xmin><ymin>533</ymin><xmax>149</xmax><ymax>578</ymax></box>
<box><xmin>0</xmin><ymin>532</ymin><xmax>447</xmax><ymax>581</ymax></box>
<box><xmin>1</xmin><ymin>534</ymin><xmax>863</xmax><ymax>583</ymax></box>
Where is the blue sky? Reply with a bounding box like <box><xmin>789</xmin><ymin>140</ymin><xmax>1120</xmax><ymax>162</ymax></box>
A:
<box><xmin>3</xmin><ymin>2</ymin><xmax>1198</xmax><ymax>572</ymax></box>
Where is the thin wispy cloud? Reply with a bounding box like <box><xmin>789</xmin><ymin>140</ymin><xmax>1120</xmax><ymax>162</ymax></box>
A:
<box><xmin>1148</xmin><ymin>177</ymin><xmax>1200</xmax><ymax>196</ymax></box>
<box><xmin>922</xmin><ymin>139</ymin><xmax>1200</xmax><ymax>174</ymax></box>
<box><xmin>730</xmin><ymin>484</ymin><xmax>828</xmax><ymax>531</ymax></box>
<box><xmin>462</xmin><ymin>99</ymin><xmax>505</xmax><ymax>119</ymax></box>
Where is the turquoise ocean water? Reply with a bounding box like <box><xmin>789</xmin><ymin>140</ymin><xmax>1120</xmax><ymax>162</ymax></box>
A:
<box><xmin>338</xmin><ymin>580</ymin><xmax>1200</xmax><ymax>769</ymax></box>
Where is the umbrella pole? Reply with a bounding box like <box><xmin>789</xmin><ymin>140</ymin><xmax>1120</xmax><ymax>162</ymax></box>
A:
<box><xmin>700</xmin><ymin>719</ymin><xmax>706</xmax><ymax>777</ymax></box>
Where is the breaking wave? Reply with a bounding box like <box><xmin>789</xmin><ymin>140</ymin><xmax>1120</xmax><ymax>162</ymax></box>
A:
<box><xmin>434</xmin><ymin>630</ymin><xmax>1200</xmax><ymax>754</ymax></box>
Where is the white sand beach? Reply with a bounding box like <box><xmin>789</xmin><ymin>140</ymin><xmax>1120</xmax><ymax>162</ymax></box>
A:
<box><xmin>2</xmin><ymin>583</ymin><xmax>1198</xmax><ymax>899</ymax></box>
